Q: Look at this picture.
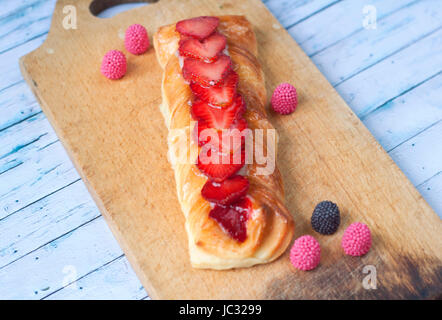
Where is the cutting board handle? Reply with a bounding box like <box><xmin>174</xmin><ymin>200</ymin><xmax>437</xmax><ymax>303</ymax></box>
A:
<box><xmin>51</xmin><ymin>0</ymin><xmax>163</xmax><ymax>27</ymax></box>
<box><xmin>89</xmin><ymin>0</ymin><xmax>160</xmax><ymax>17</ymax></box>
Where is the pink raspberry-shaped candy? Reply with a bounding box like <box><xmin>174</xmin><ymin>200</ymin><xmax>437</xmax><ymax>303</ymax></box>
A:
<box><xmin>125</xmin><ymin>24</ymin><xmax>149</xmax><ymax>55</ymax></box>
<box><xmin>290</xmin><ymin>235</ymin><xmax>321</xmax><ymax>271</ymax></box>
<box><xmin>101</xmin><ymin>50</ymin><xmax>126</xmax><ymax>79</ymax></box>
<box><xmin>271</xmin><ymin>83</ymin><xmax>298</xmax><ymax>115</ymax></box>
<box><xmin>342</xmin><ymin>222</ymin><xmax>372</xmax><ymax>256</ymax></box>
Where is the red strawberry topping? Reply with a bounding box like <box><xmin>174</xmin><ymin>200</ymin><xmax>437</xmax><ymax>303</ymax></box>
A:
<box><xmin>196</xmin><ymin>118</ymin><xmax>248</xmax><ymax>153</ymax></box>
<box><xmin>176</xmin><ymin>16</ymin><xmax>219</xmax><ymax>40</ymax></box>
<box><xmin>179</xmin><ymin>33</ymin><xmax>226</xmax><ymax>63</ymax></box>
<box><xmin>209</xmin><ymin>197</ymin><xmax>251</xmax><ymax>242</ymax></box>
<box><xmin>191</xmin><ymin>95</ymin><xmax>244</xmax><ymax>128</ymax></box>
<box><xmin>183</xmin><ymin>55</ymin><xmax>231</xmax><ymax>86</ymax></box>
<box><xmin>190</xmin><ymin>71</ymin><xmax>238</xmax><ymax>107</ymax></box>
<box><xmin>197</xmin><ymin>146</ymin><xmax>245</xmax><ymax>182</ymax></box>
<box><xmin>202</xmin><ymin>175</ymin><xmax>249</xmax><ymax>205</ymax></box>
<box><xmin>176</xmin><ymin>16</ymin><xmax>252</xmax><ymax>242</ymax></box>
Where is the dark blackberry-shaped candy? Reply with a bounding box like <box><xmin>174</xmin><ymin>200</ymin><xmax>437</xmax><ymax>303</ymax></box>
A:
<box><xmin>311</xmin><ymin>201</ymin><xmax>340</xmax><ymax>235</ymax></box>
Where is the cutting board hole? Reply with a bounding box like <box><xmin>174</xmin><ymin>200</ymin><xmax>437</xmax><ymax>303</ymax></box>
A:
<box><xmin>90</xmin><ymin>0</ymin><xmax>158</xmax><ymax>18</ymax></box>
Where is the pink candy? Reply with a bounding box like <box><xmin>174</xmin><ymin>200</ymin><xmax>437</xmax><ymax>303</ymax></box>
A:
<box><xmin>101</xmin><ymin>50</ymin><xmax>127</xmax><ymax>80</ymax></box>
<box><xmin>271</xmin><ymin>83</ymin><xmax>298</xmax><ymax>115</ymax></box>
<box><xmin>290</xmin><ymin>235</ymin><xmax>321</xmax><ymax>271</ymax></box>
<box><xmin>125</xmin><ymin>24</ymin><xmax>150</xmax><ymax>55</ymax></box>
<box><xmin>341</xmin><ymin>222</ymin><xmax>372</xmax><ymax>256</ymax></box>
<box><xmin>100</xmin><ymin>24</ymin><xmax>150</xmax><ymax>79</ymax></box>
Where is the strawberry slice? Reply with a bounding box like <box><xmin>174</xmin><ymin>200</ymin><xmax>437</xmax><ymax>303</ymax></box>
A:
<box><xmin>196</xmin><ymin>118</ymin><xmax>248</xmax><ymax>153</ymax></box>
<box><xmin>191</xmin><ymin>95</ymin><xmax>244</xmax><ymax>128</ymax></box>
<box><xmin>176</xmin><ymin>16</ymin><xmax>219</xmax><ymax>40</ymax></box>
<box><xmin>190</xmin><ymin>71</ymin><xmax>238</xmax><ymax>106</ymax></box>
<box><xmin>209</xmin><ymin>197</ymin><xmax>251</xmax><ymax>242</ymax></box>
<box><xmin>183</xmin><ymin>55</ymin><xmax>231</xmax><ymax>86</ymax></box>
<box><xmin>202</xmin><ymin>175</ymin><xmax>249</xmax><ymax>205</ymax></box>
<box><xmin>197</xmin><ymin>146</ymin><xmax>245</xmax><ymax>182</ymax></box>
<box><xmin>179</xmin><ymin>33</ymin><xmax>226</xmax><ymax>63</ymax></box>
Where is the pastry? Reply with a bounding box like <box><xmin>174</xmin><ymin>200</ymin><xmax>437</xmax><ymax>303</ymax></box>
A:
<box><xmin>153</xmin><ymin>15</ymin><xmax>294</xmax><ymax>269</ymax></box>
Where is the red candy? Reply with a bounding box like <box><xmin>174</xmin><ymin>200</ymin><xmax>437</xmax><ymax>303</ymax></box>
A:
<box><xmin>271</xmin><ymin>83</ymin><xmax>298</xmax><ymax>115</ymax></box>
<box><xmin>100</xmin><ymin>50</ymin><xmax>126</xmax><ymax>80</ymax></box>
<box><xmin>125</xmin><ymin>24</ymin><xmax>149</xmax><ymax>55</ymax></box>
<box><xmin>341</xmin><ymin>222</ymin><xmax>372</xmax><ymax>256</ymax></box>
<box><xmin>290</xmin><ymin>235</ymin><xmax>321</xmax><ymax>271</ymax></box>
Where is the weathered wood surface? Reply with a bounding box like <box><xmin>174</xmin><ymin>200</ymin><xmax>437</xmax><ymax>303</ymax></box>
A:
<box><xmin>0</xmin><ymin>0</ymin><xmax>441</xmax><ymax>299</ymax></box>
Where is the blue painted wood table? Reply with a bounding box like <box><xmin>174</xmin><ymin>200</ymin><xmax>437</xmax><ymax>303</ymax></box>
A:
<box><xmin>0</xmin><ymin>0</ymin><xmax>441</xmax><ymax>299</ymax></box>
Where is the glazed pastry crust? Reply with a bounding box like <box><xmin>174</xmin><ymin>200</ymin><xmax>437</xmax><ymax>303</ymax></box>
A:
<box><xmin>154</xmin><ymin>15</ymin><xmax>294</xmax><ymax>269</ymax></box>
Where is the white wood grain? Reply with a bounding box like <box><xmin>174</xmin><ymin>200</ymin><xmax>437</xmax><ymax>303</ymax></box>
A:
<box><xmin>44</xmin><ymin>256</ymin><xmax>147</xmax><ymax>300</ymax></box>
<box><xmin>0</xmin><ymin>216</ymin><xmax>125</xmax><ymax>300</ymax></box>
<box><xmin>362</xmin><ymin>73</ymin><xmax>442</xmax><ymax>151</ymax></box>
<box><xmin>0</xmin><ymin>81</ymin><xmax>41</xmax><ymax>131</ymax></box>
<box><xmin>0</xmin><ymin>113</ymin><xmax>52</xmax><ymax>162</ymax></box>
<box><xmin>264</xmin><ymin>0</ymin><xmax>338</xmax><ymax>28</ymax></box>
<box><xmin>335</xmin><ymin>28</ymin><xmax>442</xmax><ymax>118</ymax></box>
<box><xmin>389</xmin><ymin>120</ymin><xmax>442</xmax><ymax>187</ymax></box>
<box><xmin>0</xmin><ymin>0</ymin><xmax>55</xmax><ymax>54</ymax></box>
<box><xmin>312</xmin><ymin>0</ymin><xmax>442</xmax><ymax>85</ymax></box>
<box><xmin>0</xmin><ymin>180</ymin><xmax>98</xmax><ymax>268</ymax></box>
<box><xmin>0</xmin><ymin>34</ymin><xmax>46</xmax><ymax>91</ymax></box>
<box><xmin>0</xmin><ymin>113</ymin><xmax>79</xmax><ymax>219</ymax></box>
<box><xmin>418</xmin><ymin>172</ymin><xmax>442</xmax><ymax>217</ymax></box>
<box><xmin>288</xmin><ymin>0</ymin><xmax>416</xmax><ymax>56</ymax></box>
<box><xmin>0</xmin><ymin>0</ymin><xmax>46</xmax><ymax>19</ymax></box>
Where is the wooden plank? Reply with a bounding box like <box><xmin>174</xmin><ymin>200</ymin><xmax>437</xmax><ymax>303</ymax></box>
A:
<box><xmin>19</xmin><ymin>0</ymin><xmax>441</xmax><ymax>299</ymax></box>
<box><xmin>0</xmin><ymin>113</ymin><xmax>79</xmax><ymax>219</ymax></box>
<box><xmin>0</xmin><ymin>81</ymin><xmax>41</xmax><ymax>131</ymax></box>
<box><xmin>312</xmin><ymin>0</ymin><xmax>442</xmax><ymax>85</ymax></box>
<box><xmin>0</xmin><ymin>180</ymin><xmax>98</xmax><ymax>268</ymax></box>
<box><xmin>0</xmin><ymin>34</ymin><xmax>46</xmax><ymax>91</ymax></box>
<box><xmin>288</xmin><ymin>0</ymin><xmax>416</xmax><ymax>56</ymax></box>
<box><xmin>0</xmin><ymin>216</ymin><xmax>123</xmax><ymax>300</ymax></box>
<box><xmin>0</xmin><ymin>112</ymin><xmax>53</xmax><ymax>160</ymax></box>
<box><xmin>0</xmin><ymin>0</ymin><xmax>55</xmax><ymax>53</ymax></box>
<box><xmin>0</xmin><ymin>0</ymin><xmax>47</xmax><ymax>19</ymax></box>
<box><xmin>264</xmin><ymin>0</ymin><xmax>338</xmax><ymax>28</ymax></box>
<box><xmin>363</xmin><ymin>73</ymin><xmax>442</xmax><ymax>151</ymax></box>
<box><xmin>389</xmin><ymin>120</ymin><xmax>442</xmax><ymax>187</ymax></box>
<box><xmin>335</xmin><ymin>28</ymin><xmax>442</xmax><ymax>117</ymax></box>
<box><xmin>44</xmin><ymin>256</ymin><xmax>146</xmax><ymax>300</ymax></box>
<box><xmin>418</xmin><ymin>172</ymin><xmax>442</xmax><ymax>218</ymax></box>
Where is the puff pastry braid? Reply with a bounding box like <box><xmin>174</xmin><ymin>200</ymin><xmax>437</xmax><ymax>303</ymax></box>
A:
<box><xmin>154</xmin><ymin>15</ymin><xmax>294</xmax><ymax>269</ymax></box>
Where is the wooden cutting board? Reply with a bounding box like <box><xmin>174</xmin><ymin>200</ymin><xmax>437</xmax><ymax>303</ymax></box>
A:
<box><xmin>20</xmin><ymin>0</ymin><xmax>442</xmax><ymax>299</ymax></box>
